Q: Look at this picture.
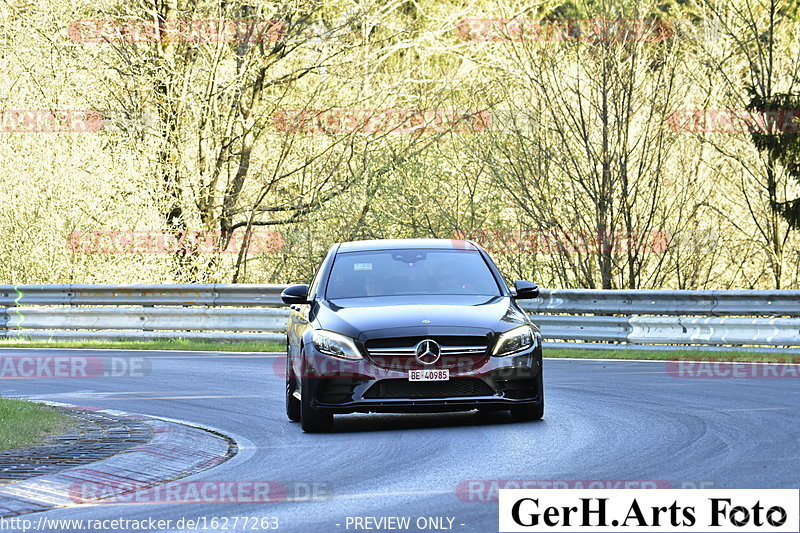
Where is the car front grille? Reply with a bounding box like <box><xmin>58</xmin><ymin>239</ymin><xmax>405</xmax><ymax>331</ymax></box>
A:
<box><xmin>362</xmin><ymin>378</ymin><xmax>495</xmax><ymax>399</ymax></box>
<box><xmin>364</xmin><ymin>335</ymin><xmax>490</xmax><ymax>371</ymax></box>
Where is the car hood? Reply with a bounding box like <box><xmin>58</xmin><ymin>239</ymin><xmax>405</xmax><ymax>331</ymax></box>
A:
<box><xmin>313</xmin><ymin>295</ymin><xmax>530</xmax><ymax>341</ymax></box>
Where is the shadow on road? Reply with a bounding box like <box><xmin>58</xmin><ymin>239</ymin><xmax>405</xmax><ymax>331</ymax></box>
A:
<box><xmin>326</xmin><ymin>410</ymin><xmax>545</xmax><ymax>433</ymax></box>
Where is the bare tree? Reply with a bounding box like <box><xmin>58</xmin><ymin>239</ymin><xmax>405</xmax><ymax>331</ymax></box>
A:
<box><xmin>77</xmin><ymin>0</ymin><xmax>465</xmax><ymax>281</ymax></box>
<box><xmin>465</xmin><ymin>7</ymin><xmax>691</xmax><ymax>288</ymax></box>
<box><xmin>690</xmin><ymin>0</ymin><xmax>800</xmax><ymax>287</ymax></box>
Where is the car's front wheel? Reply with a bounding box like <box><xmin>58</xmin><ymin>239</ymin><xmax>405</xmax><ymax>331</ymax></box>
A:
<box><xmin>286</xmin><ymin>357</ymin><xmax>301</xmax><ymax>422</ymax></box>
<box><xmin>300</xmin><ymin>375</ymin><xmax>334</xmax><ymax>433</ymax></box>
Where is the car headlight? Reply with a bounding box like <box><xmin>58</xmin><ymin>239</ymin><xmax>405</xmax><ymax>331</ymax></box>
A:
<box><xmin>312</xmin><ymin>330</ymin><xmax>363</xmax><ymax>360</ymax></box>
<box><xmin>492</xmin><ymin>325</ymin><xmax>535</xmax><ymax>356</ymax></box>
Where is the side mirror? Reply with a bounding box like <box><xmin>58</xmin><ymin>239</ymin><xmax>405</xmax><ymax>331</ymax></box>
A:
<box><xmin>281</xmin><ymin>284</ymin><xmax>310</xmax><ymax>305</ymax></box>
<box><xmin>513</xmin><ymin>280</ymin><xmax>539</xmax><ymax>300</ymax></box>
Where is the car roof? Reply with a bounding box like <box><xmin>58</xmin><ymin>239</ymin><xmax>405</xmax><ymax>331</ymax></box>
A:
<box><xmin>336</xmin><ymin>238</ymin><xmax>480</xmax><ymax>253</ymax></box>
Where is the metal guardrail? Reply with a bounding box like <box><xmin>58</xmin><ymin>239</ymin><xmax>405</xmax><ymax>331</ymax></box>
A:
<box><xmin>1</xmin><ymin>285</ymin><xmax>799</xmax><ymax>347</ymax></box>
<box><xmin>0</xmin><ymin>284</ymin><xmax>287</xmax><ymax>307</ymax></box>
<box><xmin>0</xmin><ymin>285</ymin><xmax>288</xmax><ymax>342</ymax></box>
<box><xmin>520</xmin><ymin>289</ymin><xmax>800</xmax><ymax>316</ymax></box>
<box><xmin>518</xmin><ymin>290</ymin><xmax>800</xmax><ymax>347</ymax></box>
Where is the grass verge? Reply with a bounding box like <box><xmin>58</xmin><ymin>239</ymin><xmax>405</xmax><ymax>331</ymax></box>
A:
<box><xmin>545</xmin><ymin>347</ymin><xmax>797</xmax><ymax>362</ymax></box>
<box><xmin>0</xmin><ymin>398</ymin><xmax>73</xmax><ymax>451</ymax></box>
<box><xmin>0</xmin><ymin>338</ymin><xmax>285</xmax><ymax>352</ymax></box>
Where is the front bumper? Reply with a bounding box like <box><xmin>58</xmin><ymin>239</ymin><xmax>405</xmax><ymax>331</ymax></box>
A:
<box><xmin>301</xmin><ymin>343</ymin><xmax>542</xmax><ymax>414</ymax></box>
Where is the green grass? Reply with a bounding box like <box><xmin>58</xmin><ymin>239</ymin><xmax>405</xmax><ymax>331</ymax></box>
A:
<box><xmin>0</xmin><ymin>338</ymin><xmax>285</xmax><ymax>352</ymax></box>
<box><xmin>0</xmin><ymin>398</ymin><xmax>73</xmax><ymax>451</ymax></box>
<box><xmin>546</xmin><ymin>347</ymin><xmax>796</xmax><ymax>362</ymax></box>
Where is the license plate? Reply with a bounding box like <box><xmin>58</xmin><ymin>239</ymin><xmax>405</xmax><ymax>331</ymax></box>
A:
<box><xmin>408</xmin><ymin>369</ymin><xmax>449</xmax><ymax>381</ymax></box>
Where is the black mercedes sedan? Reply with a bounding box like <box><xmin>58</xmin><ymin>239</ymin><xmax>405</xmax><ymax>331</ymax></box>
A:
<box><xmin>281</xmin><ymin>239</ymin><xmax>543</xmax><ymax>432</ymax></box>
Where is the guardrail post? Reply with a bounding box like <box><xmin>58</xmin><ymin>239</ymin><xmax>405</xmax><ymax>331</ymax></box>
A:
<box><xmin>0</xmin><ymin>307</ymin><xmax>7</xmax><ymax>339</ymax></box>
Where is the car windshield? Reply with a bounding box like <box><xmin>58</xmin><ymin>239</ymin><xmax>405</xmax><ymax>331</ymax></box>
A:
<box><xmin>325</xmin><ymin>249</ymin><xmax>501</xmax><ymax>299</ymax></box>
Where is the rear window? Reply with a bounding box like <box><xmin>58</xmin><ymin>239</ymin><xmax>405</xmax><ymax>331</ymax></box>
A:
<box><xmin>325</xmin><ymin>249</ymin><xmax>501</xmax><ymax>299</ymax></box>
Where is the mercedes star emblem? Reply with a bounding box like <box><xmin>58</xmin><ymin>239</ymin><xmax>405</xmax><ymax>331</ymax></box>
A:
<box><xmin>414</xmin><ymin>339</ymin><xmax>441</xmax><ymax>365</ymax></box>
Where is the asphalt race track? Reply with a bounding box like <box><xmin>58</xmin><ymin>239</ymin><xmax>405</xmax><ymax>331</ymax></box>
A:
<box><xmin>2</xmin><ymin>348</ymin><xmax>798</xmax><ymax>533</ymax></box>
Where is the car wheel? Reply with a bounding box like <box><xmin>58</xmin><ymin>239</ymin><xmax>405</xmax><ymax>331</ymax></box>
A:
<box><xmin>510</xmin><ymin>371</ymin><xmax>544</xmax><ymax>422</ymax></box>
<box><xmin>286</xmin><ymin>357</ymin><xmax>301</xmax><ymax>422</ymax></box>
<box><xmin>300</xmin><ymin>376</ymin><xmax>334</xmax><ymax>433</ymax></box>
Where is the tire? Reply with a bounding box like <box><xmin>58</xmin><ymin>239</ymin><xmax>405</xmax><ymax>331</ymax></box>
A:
<box><xmin>300</xmin><ymin>376</ymin><xmax>333</xmax><ymax>433</ymax></box>
<box><xmin>285</xmin><ymin>357</ymin><xmax>301</xmax><ymax>422</ymax></box>
<box><xmin>510</xmin><ymin>370</ymin><xmax>544</xmax><ymax>422</ymax></box>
